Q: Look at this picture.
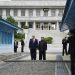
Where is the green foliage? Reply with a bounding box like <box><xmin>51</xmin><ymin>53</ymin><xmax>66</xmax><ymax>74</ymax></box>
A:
<box><xmin>44</xmin><ymin>37</ymin><xmax>53</xmax><ymax>44</ymax></box>
<box><xmin>5</xmin><ymin>16</ymin><xmax>25</xmax><ymax>41</ymax></box>
<box><xmin>6</xmin><ymin>16</ymin><xmax>19</xmax><ymax>39</ymax></box>
<box><xmin>6</xmin><ymin>16</ymin><xmax>18</xmax><ymax>26</ymax></box>
<box><xmin>15</xmin><ymin>33</ymin><xmax>25</xmax><ymax>41</ymax></box>
<box><xmin>24</xmin><ymin>26</ymin><xmax>29</xmax><ymax>29</ymax></box>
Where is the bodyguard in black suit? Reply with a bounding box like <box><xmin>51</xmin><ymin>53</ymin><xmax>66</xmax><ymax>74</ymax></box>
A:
<box><xmin>62</xmin><ymin>37</ymin><xmax>68</xmax><ymax>56</ymax></box>
<box><xmin>29</xmin><ymin>36</ymin><xmax>38</xmax><ymax>60</ymax></box>
<box><xmin>21</xmin><ymin>39</ymin><xmax>25</xmax><ymax>52</ymax></box>
<box><xmin>14</xmin><ymin>40</ymin><xmax>18</xmax><ymax>53</ymax></box>
<box><xmin>68</xmin><ymin>29</ymin><xmax>75</xmax><ymax>75</ymax></box>
<box><xmin>38</xmin><ymin>37</ymin><xmax>47</xmax><ymax>60</ymax></box>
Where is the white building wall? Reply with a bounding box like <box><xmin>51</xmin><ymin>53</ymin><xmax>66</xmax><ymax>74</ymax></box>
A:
<box><xmin>0</xmin><ymin>0</ymin><xmax>66</xmax><ymax>7</ymax></box>
<box><xmin>0</xmin><ymin>0</ymin><xmax>66</xmax><ymax>22</ymax></box>
<box><xmin>48</xmin><ymin>9</ymin><xmax>51</xmax><ymax>16</ymax></box>
<box><xmin>40</xmin><ymin>9</ymin><xmax>44</xmax><ymax>17</ymax></box>
<box><xmin>25</xmin><ymin>9</ymin><xmax>29</xmax><ymax>17</ymax></box>
<box><xmin>33</xmin><ymin>9</ymin><xmax>36</xmax><ymax>17</ymax></box>
<box><xmin>2</xmin><ymin>9</ymin><xmax>6</xmax><ymax>18</ymax></box>
<box><xmin>18</xmin><ymin>9</ymin><xmax>21</xmax><ymax>17</ymax></box>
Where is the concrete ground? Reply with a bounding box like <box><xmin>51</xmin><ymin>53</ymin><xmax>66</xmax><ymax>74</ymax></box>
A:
<box><xmin>0</xmin><ymin>51</ymin><xmax>70</xmax><ymax>61</ymax></box>
<box><xmin>20</xmin><ymin>53</ymin><xmax>70</xmax><ymax>61</ymax></box>
<box><xmin>0</xmin><ymin>52</ymin><xmax>71</xmax><ymax>75</ymax></box>
<box><xmin>0</xmin><ymin>52</ymin><xmax>29</xmax><ymax>61</ymax></box>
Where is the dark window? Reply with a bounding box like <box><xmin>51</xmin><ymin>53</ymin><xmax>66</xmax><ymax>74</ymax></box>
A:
<box><xmin>29</xmin><ymin>22</ymin><xmax>33</xmax><ymax>28</ymax></box>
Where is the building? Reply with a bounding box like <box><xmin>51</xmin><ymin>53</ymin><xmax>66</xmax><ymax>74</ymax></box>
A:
<box><xmin>0</xmin><ymin>18</ymin><xmax>20</xmax><ymax>53</ymax></box>
<box><xmin>0</xmin><ymin>0</ymin><xmax>67</xmax><ymax>52</ymax></box>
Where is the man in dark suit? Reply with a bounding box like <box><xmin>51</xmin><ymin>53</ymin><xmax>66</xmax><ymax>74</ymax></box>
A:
<box><xmin>62</xmin><ymin>37</ymin><xmax>68</xmax><ymax>56</ymax></box>
<box><xmin>29</xmin><ymin>36</ymin><xmax>38</xmax><ymax>60</ymax></box>
<box><xmin>68</xmin><ymin>29</ymin><xmax>75</xmax><ymax>75</ymax></box>
<box><xmin>38</xmin><ymin>37</ymin><xmax>47</xmax><ymax>60</ymax></box>
<box><xmin>21</xmin><ymin>39</ymin><xmax>25</xmax><ymax>52</ymax></box>
<box><xmin>14</xmin><ymin>40</ymin><xmax>18</xmax><ymax>53</ymax></box>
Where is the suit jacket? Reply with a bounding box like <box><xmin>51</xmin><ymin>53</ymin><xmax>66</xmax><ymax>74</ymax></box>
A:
<box><xmin>14</xmin><ymin>41</ymin><xmax>18</xmax><ymax>48</ymax></box>
<box><xmin>29</xmin><ymin>39</ymin><xmax>38</xmax><ymax>49</ymax></box>
<box><xmin>38</xmin><ymin>40</ymin><xmax>47</xmax><ymax>51</ymax></box>
<box><xmin>21</xmin><ymin>40</ymin><xmax>25</xmax><ymax>46</ymax></box>
<box><xmin>62</xmin><ymin>39</ymin><xmax>67</xmax><ymax>45</ymax></box>
<box><xmin>68</xmin><ymin>35</ymin><xmax>75</xmax><ymax>56</ymax></box>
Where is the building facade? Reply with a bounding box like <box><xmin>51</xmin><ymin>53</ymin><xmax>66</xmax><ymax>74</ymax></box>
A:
<box><xmin>0</xmin><ymin>0</ymin><xmax>66</xmax><ymax>31</ymax></box>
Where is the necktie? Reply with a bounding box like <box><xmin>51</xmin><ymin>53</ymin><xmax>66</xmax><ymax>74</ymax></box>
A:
<box><xmin>33</xmin><ymin>39</ymin><xmax>35</xmax><ymax>43</ymax></box>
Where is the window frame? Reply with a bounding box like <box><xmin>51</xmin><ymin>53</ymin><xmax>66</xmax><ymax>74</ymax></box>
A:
<box><xmin>6</xmin><ymin>9</ymin><xmax>10</xmax><ymax>16</ymax></box>
<box><xmin>21</xmin><ymin>9</ymin><xmax>25</xmax><ymax>16</ymax></box>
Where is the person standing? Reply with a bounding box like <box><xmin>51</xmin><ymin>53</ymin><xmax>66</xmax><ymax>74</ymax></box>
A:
<box><xmin>62</xmin><ymin>37</ymin><xmax>68</xmax><ymax>56</ymax></box>
<box><xmin>68</xmin><ymin>30</ymin><xmax>75</xmax><ymax>75</ymax></box>
<box><xmin>14</xmin><ymin>40</ymin><xmax>18</xmax><ymax>53</ymax></box>
<box><xmin>29</xmin><ymin>36</ymin><xmax>38</xmax><ymax>60</ymax></box>
<box><xmin>21</xmin><ymin>39</ymin><xmax>25</xmax><ymax>52</ymax></box>
<box><xmin>38</xmin><ymin>37</ymin><xmax>47</xmax><ymax>60</ymax></box>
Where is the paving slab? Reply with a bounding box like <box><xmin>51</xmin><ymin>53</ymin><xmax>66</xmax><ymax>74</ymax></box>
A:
<box><xmin>0</xmin><ymin>61</ymin><xmax>55</xmax><ymax>75</ymax></box>
<box><xmin>0</xmin><ymin>52</ymin><xmax>29</xmax><ymax>61</ymax></box>
<box><xmin>0</xmin><ymin>53</ymin><xmax>71</xmax><ymax>75</ymax></box>
<box><xmin>20</xmin><ymin>54</ymin><xmax>58</xmax><ymax>60</ymax></box>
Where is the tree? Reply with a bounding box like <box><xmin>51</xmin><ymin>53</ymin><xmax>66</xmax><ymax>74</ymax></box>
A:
<box><xmin>6</xmin><ymin>16</ymin><xmax>18</xmax><ymax>38</ymax></box>
<box><xmin>44</xmin><ymin>37</ymin><xmax>53</xmax><ymax>44</ymax></box>
<box><xmin>15</xmin><ymin>33</ymin><xmax>25</xmax><ymax>39</ymax></box>
<box><xmin>6</xmin><ymin>16</ymin><xmax>25</xmax><ymax>41</ymax></box>
<box><xmin>6</xmin><ymin>16</ymin><xmax>17</xmax><ymax>26</ymax></box>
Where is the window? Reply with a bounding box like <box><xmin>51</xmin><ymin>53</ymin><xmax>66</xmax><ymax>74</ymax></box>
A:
<box><xmin>29</xmin><ymin>22</ymin><xmax>33</xmax><ymax>28</ymax></box>
<box><xmin>1</xmin><ymin>32</ymin><xmax>12</xmax><ymax>44</ymax></box>
<box><xmin>21</xmin><ymin>22</ymin><xmax>25</xmax><ymax>28</ymax></box>
<box><xmin>29</xmin><ymin>9</ymin><xmax>33</xmax><ymax>17</ymax></box>
<box><xmin>21</xmin><ymin>9</ymin><xmax>25</xmax><ymax>16</ymax></box>
<box><xmin>36</xmin><ymin>9</ymin><xmax>40</xmax><ymax>16</ymax></box>
<box><xmin>0</xmin><ymin>9</ymin><xmax>2</xmax><ymax>16</ymax></box>
<box><xmin>6</xmin><ymin>9</ymin><xmax>10</xmax><ymax>16</ymax></box>
<box><xmin>14</xmin><ymin>9</ymin><xmax>18</xmax><ymax>16</ymax></box>
<box><xmin>2</xmin><ymin>32</ymin><xmax>5</xmax><ymax>44</ymax></box>
<box><xmin>51</xmin><ymin>22</ymin><xmax>56</xmax><ymax>30</ymax></box>
<box><xmin>58</xmin><ymin>9</ymin><xmax>64</xmax><ymax>16</ymax></box>
<box><xmin>51</xmin><ymin>9</ymin><xmax>56</xmax><ymax>16</ymax></box>
<box><xmin>36</xmin><ymin>22</ymin><xmax>40</xmax><ymax>29</ymax></box>
<box><xmin>44</xmin><ymin>23</ymin><xmax>48</xmax><ymax>29</ymax></box>
<box><xmin>43</xmin><ymin>9</ymin><xmax>49</xmax><ymax>16</ymax></box>
<box><xmin>8</xmin><ymin>33</ymin><xmax>12</xmax><ymax>44</ymax></box>
<box><xmin>44</xmin><ymin>11</ymin><xmax>48</xmax><ymax>16</ymax></box>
